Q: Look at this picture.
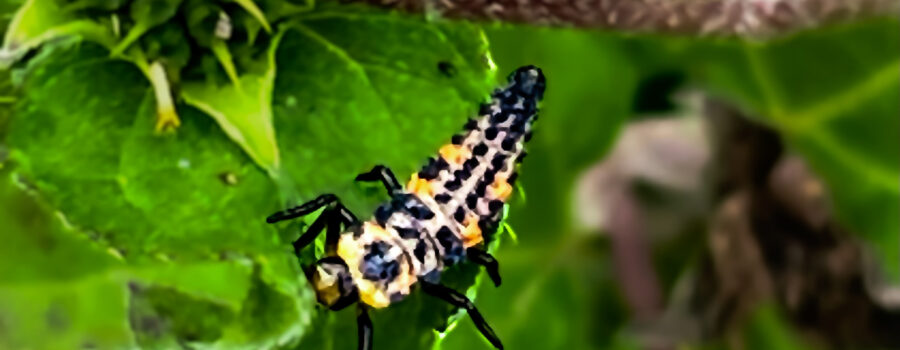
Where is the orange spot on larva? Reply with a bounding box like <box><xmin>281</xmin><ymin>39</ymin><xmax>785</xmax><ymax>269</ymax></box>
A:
<box><xmin>461</xmin><ymin>216</ymin><xmax>483</xmax><ymax>247</ymax></box>
<box><xmin>490</xmin><ymin>176</ymin><xmax>513</xmax><ymax>200</ymax></box>
<box><xmin>406</xmin><ymin>173</ymin><xmax>433</xmax><ymax>196</ymax></box>
<box><xmin>439</xmin><ymin>144</ymin><xmax>469</xmax><ymax>165</ymax></box>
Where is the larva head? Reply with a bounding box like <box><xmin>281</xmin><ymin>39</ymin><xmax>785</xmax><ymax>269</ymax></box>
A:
<box><xmin>308</xmin><ymin>256</ymin><xmax>358</xmax><ymax>310</ymax></box>
<box><xmin>508</xmin><ymin>65</ymin><xmax>546</xmax><ymax>100</ymax></box>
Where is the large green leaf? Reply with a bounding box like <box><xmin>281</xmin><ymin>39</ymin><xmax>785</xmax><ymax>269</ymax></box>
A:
<box><xmin>3</xmin><ymin>4</ymin><xmax>497</xmax><ymax>348</ymax></box>
<box><xmin>0</xmin><ymin>0</ymin><xmax>114</xmax><ymax>66</ymax></box>
<box><xmin>0</xmin><ymin>163</ymin><xmax>294</xmax><ymax>350</ymax></box>
<box><xmin>5</xmin><ymin>41</ymin><xmax>313</xmax><ymax>348</ymax></box>
<box><xmin>441</xmin><ymin>25</ymin><xmax>638</xmax><ymax>350</ymax></box>
<box><xmin>0</xmin><ymin>165</ymin><xmax>130</xmax><ymax>350</ymax></box>
<box><xmin>694</xmin><ymin>19</ymin><xmax>900</xmax><ymax>279</ymax></box>
<box><xmin>270</xmin><ymin>7</ymin><xmax>497</xmax><ymax>349</ymax></box>
<box><xmin>273</xmin><ymin>7</ymin><xmax>494</xmax><ymax>211</ymax></box>
<box><xmin>0</xmin><ymin>173</ymin><xmax>120</xmax><ymax>286</ymax></box>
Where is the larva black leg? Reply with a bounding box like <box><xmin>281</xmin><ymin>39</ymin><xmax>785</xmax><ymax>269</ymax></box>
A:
<box><xmin>292</xmin><ymin>210</ymin><xmax>330</xmax><ymax>254</ymax></box>
<box><xmin>267</xmin><ymin>194</ymin><xmax>339</xmax><ymax>223</ymax></box>
<box><xmin>466</xmin><ymin>248</ymin><xmax>502</xmax><ymax>287</ymax></box>
<box><xmin>325</xmin><ymin>203</ymin><xmax>361</xmax><ymax>255</ymax></box>
<box><xmin>272</xmin><ymin>194</ymin><xmax>358</xmax><ymax>255</ymax></box>
<box><xmin>421</xmin><ymin>282</ymin><xmax>503</xmax><ymax>350</ymax></box>
<box><xmin>355</xmin><ymin>165</ymin><xmax>402</xmax><ymax>195</ymax></box>
<box><xmin>335</xmin><ymin>202</ymin><xmax>359</xmax><ymax>226</ymax></box>
<box><xmin>357</xmin><ymin>305</ymin><xmax>374</xmax><ymax>350</ymax></box>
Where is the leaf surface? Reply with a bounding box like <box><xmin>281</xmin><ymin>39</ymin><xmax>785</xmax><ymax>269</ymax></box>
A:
<box><xmin>3</xmin><ymin>5</ymin><xmax>497</xmax><ymax>349</ymax></box>
<box><xmin>5</xmin><ymin>41</ymin><xmax>313</xmax><ymax>348</ymax></box>
<box><xmin>696</xmin><ymin>19</ymin><xmax>900</xmax><ymax>279</ymax></box>
<box><xmin>272</xmin><ymin>7</ymin><xmax>497</xmax><ymax>349</ymax></box>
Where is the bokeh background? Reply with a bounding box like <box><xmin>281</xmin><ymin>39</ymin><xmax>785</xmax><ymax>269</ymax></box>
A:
<box><xmin>0</xmin><ymin>0</ymin><xmax>898</xmax><ymax>349</ymax></box>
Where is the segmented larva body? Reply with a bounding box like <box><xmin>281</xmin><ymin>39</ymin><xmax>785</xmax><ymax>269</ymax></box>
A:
<box><xmin>332</xmin><ymin>66</ymin><xmax>545</xmax><ymax>308</ymax></box>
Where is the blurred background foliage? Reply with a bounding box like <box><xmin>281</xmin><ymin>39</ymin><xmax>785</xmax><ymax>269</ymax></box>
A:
<box><xmin>0</xmin><ymin>0</ymin><xmax>897</xmax><ymax>349</ymax></box>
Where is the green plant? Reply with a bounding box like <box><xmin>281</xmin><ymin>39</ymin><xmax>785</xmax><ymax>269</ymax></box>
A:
<box><xmin>0</xmin><ymin>0</ymin><xmax>896</xmax><ymax>349</ymax></box>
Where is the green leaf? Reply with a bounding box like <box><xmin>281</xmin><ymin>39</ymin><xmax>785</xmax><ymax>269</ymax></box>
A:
<box><xmin>1</xmin><ymin>58</ymin><xmax>18</xmax><ymax>142</ymax></box>
<box><xmin>206</xmin><ymin>254</ymin><xmax>315</xmax><ymax>349</ymax></box>
<box><xmin>0</xmin><ymin>0</ymin><xmax>114</xmax><ymax>67</ymax></box>
<box><xmin>62</xmin><ymin>0</ymin><xmax>129</xmax><ymax>11</ymax></box>
<box><xmin>0</xmin><ymin>174</ymin><xmax>119</xmax><ymax>285</ymax></box>
<box><xmin>231</xmin><ymin>0</ymin><xmax>272</xmax><ymax>33</ymax></box>
<box><xmin>267</xmin><ymin>7</ymin><xmax>497</xmax><ymax>348</ymax></box>
<box><xmin>743</xmin><ymin>304</ymin><xmax>814</xmax><ymax>350</ymax></box>
<box><xmin>274</xmin><ymin>7</ymin><xmax>494</xmax><ymax>212</ymax></box>
<box><xmin>0</xmin><ymin>274</ymin><xmax>136</xmax><ymax>349</ymax></box>
<box><xmin>0</xmin><ymin>165</ymin><xmax>129</xmax><ymax>350</ymax></box>
<box><xmin>440</xmin><ymin>25</ymin><xmax>638</xmax><ymax>350</ymax></box>
<box><xmin>0</xmin><ymin>1</ymin><xmax>24</xmax><ymax>32</ymax></box>
<box><xmin>0</xmin><ymin>165</ymin><xmax>272</xmax><ymax>350</ymax></box>
<box><xmin>6</xmin><ymin>4</ymin><xmax>500</xmax><ymax>348</ymax></box>
<box><xmin>210</xmin><ymin>38</ymin><xmax>241</xmax><ymax>85</ymax></box>
<box><xmin>696</xmin><ymin>19</ymin><xmax>900</xmax><ymax>280</ymax></box>
<box><xmin>3</xmin><ymin>0</ymin><xmax>72</xmax><ymax>50</ymax></box>
<box><xmin>257</xmin><ymin>0</ymin><xmax>312</xmax><ymax>23</ymax></box>
<box><xmin>111</xmin><ymin>0</ymin><xmax>182</xmax><ymax>55</ymax></box>
<box><xmin>5</xmin><ymin>40</ymin><xmax>313</xmax><ymax>348</ymax></box>
<box><xmin>181</xmin><ymin>30</ymin><xmax>284</xmax><ymax>176</ymax></box>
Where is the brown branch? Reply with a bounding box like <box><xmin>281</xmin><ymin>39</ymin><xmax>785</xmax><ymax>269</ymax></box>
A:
<box><xmin>352</xmin><ymin>0</ymin><xmax>899</xmax><ymax>37</ymax></box>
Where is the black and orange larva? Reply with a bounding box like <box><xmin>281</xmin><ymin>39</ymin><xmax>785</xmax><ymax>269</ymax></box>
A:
<box><xmin>267</xmin><ymin>66</ymin><xmax>545</xmax><ymax>350</ymax></box>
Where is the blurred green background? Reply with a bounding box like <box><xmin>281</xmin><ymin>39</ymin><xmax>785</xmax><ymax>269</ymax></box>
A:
<box><xmin>0</xmin><ymin>0</ymin><xmax>898</xmax><ymax>349</ymax></box>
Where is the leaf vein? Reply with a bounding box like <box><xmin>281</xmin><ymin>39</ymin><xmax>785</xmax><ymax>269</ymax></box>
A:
<box><xmin>790</xmin><ymin>60</ymin><xmax>900</xmax><ymax>130</ymax></box>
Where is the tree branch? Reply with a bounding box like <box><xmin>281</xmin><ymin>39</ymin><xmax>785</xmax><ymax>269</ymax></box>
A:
<box><xmin>353</xmin><ymin>0</ymin><xmax>899</xmax><ymax>38</ymax></box>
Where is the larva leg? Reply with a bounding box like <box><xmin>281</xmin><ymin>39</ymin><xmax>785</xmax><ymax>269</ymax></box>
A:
<box><xmin>335</xmin><ymin>202</ymin><xmax>359</xmax><ymax>226</ymax></box>
<box><xmin>466</xmin><ymin>248</ymin><xmax>502</xmax><ymax>287</ymax></box>
<box><xmin>288</xmin><ymin>207</ymin><xmax>347</xmax><ymax>254</ymax></box>
<box><xmin>355</xmin><ymin>165</ymin><xmax>402</xmax><ymax>195</ymax></box>
<box><xmin>269</xmin><ymin>193</ymin><xmax>358</xmax><ymax>254</ymax></box>
<box><xmin>325</xmin><ymin>203</ymin><xmax>360</xmax><ymax>254</ymax></box>
<box><xmin>291</xmin><ymin>210</ymin><xmax>330</xmax><ymax>254</ymax></box>
<box><xmin>421</xmin><ymin>282</ymin><xmax>503</xmax><ymax>349</ymax></box>
<box><xmin>266</xmin><ymin>194</ymin><xmax>340</xmax><ymax>223</ymax></box>
<box><xmin>356</xmin><ymin>305</ymin><xmax>374</xmax><ymax>350</ymax></box>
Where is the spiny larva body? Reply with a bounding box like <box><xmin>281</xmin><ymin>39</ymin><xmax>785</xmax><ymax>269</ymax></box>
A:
<box><xmin>267</xmin><ymin>66</ymin><xmax>545</xmax><ymax>350</ymax></box>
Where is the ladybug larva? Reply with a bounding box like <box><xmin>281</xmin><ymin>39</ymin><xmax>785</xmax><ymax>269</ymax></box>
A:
<box><xmin>267</xmin><ymin>66</ymin><xmax>545</xmax><ymax>350</ymax></box>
